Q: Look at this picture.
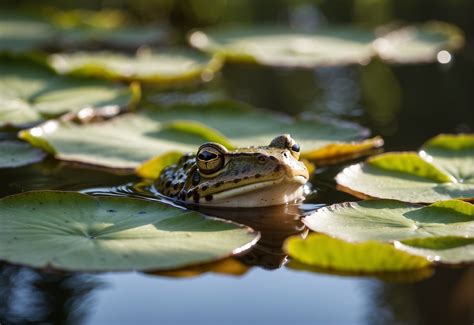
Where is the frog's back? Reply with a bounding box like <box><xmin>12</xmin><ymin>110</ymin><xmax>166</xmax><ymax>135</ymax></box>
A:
<box><xmin>155</xmin><ymin>154</ymin><xmax>195</xmax><ymax>200</ymax></box>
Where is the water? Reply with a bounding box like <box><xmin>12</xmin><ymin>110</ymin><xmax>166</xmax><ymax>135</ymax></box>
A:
<box><xmin>1</xmin><ymin>50</ymin><xmax>474</xmax><ymax>324</ymax></box>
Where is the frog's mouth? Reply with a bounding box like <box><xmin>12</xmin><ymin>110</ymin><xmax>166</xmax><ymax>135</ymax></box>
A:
<box><xmin>197</xmin><ymin>175</ymin><xmax>307</xmax><ymax>208</ymax></box>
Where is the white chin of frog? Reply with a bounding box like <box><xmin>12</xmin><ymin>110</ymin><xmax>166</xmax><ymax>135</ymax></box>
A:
<box><xmin>198</xmin><ymin>175</ymin><xmax>308</xmax><ymax>208</ymax></box>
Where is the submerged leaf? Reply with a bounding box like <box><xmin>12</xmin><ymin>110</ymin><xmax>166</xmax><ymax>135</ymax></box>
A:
<box><xmin>0</xmin><ymin>191</ymin><xmax>259</xmax><ymax>271</ymax></box>
<box><xmin>150</xmin><ymin>257</ymin><xmax>249</xmax><ymax>278</ymax></box>
<box><xmin>22</xmin><ymin>101</ymin><xmax>373</xmax><ymax>169</ymax></box>
<box><xmin>49</xmin><ymin>50</ymin><xmax>222</xmax><ymax>84</ymax></box>
<box><xmin>336</xmin><ymin>134</ymin><xmax>474</xmax><ymax>202</ymax></box>
<box><xmin>285</xmin><ymin>234</ymin><xmax>429</xmax><ymax>272</ymax></box>
<box><xmin>0</xmin><ymin>141</ymin><xmax>46</xmax><ymax>168</ymax></box>
<box><xmin>0</xmin><ymin>58</ymin><xmax>136</xmax><ymax>128</ymax></box>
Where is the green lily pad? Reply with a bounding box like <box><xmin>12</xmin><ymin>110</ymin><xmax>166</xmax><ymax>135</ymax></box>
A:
<box><xmin>304</xmin><ymin>199</ymin><xmax>474</xmax><ymax>242</ymax></box>
<box><xmin>48</xmin><ymin>49</ymin><xmax>222</xmax><ymax>84</ymax></box>
<box><xmin>336</xmin><ymin>134</ymin><xmax>474</xmax><ymax>203</ymax></box>
<box><xmin>374</xmin><ymin>22</ymin><xmax>464</xmax><ymax>64</ymax></box>
<box><xmin>189</xmin><ymin>25</ymin><xmax>376</xmax><ymax>67</ymax></box>
<box><xmin>189</xmin><ymin>23</ymin><xmax>464</xmax><ymax>67</ymax></box>
<box><xmin>0</xmin><ymin>58</ymin><xmax>136</xmax><ymax>128</ymax></box>
<box><xmin>396</xmin><ymin>236</ymin><xmax>474</xmax><ymax>264</ymax></box>
<box><xmin>285</xmin><ymin>234</ymin><xmax>430</xmax><ymax>272</ymax></box>
<box><xmin>0</xmin><ymin>141</ymin><xmax>46</xmax><ymax>168</ymax></box>
<box><xmin>0</xmin><ymin>10</ymin><xmax>56</xmax><ymax>53</ymax></box>
<box><xmin>21</xmin><ymin>101</ymin><xmax>374</xmax><ymax>169</ymax></box>
<box><xmin>0</xmin><ymin>191</ymin><xmax>259</xmax><ymax>271</ymax></box>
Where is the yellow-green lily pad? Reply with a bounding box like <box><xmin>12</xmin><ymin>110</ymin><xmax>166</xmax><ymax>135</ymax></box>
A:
<box><xmin>48</xmin><ymin>49</ymin><xmax>221</xmax><ymax>84</ymax></box>
<box><xmin>336</xmin><ymin>134</ymin><xmax>474</xmax><ymax>203</ymax></box>
<box><xmin>0</xmin><ymin>141</ymin><xmax>46</xmax><ymax>168</ymax></box>
<box><xmin>0</xmin><ymin>191</ymin><xmax>259</xmax><ymax>271</ymax></box>
<box><xmin>21</xmin><ymin>101</ymin><xmax>375</xmax><ymax>169</ymax></box>
<box><xmin>285</xmin><ymin>234</ymin><xmax>430</xmax><ymax>272</ymax></box>
<box><xmin>0</xmin><ymin>58</ymin><xmax>136</xmax><ymax>128</ymax></box>
<box><xmin>189</xmin><ymin>25</ymin><xmax>376</xmax><ymax>68</ymax></box>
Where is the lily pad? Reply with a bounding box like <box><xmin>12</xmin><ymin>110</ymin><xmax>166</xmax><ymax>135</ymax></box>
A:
<box><xmin>0</xmin><ymin>191</ymin><xmax>259</xmax><ymax>271</ymax></box>
<box><xmin>0</xmin><ymin>141</ymin><xmax>46</xmax><ymax>168</ymax></box>
<box><xmin>189</xmin><ymin>23</ymin><xmax>464</xmax><ymax>67</ymax></box>
<box><xmin>304</xmin><ymin>199</ymin><xmax>474</xmax><ymax>242</ymax></box>
<box><xmin>57</xmin><ymin>26</ymin><xmax>168</xmax><ymax>49</ymax></box>
<box><xmin>285</xmin><ymin>234</ymin><xmax>430</xmax><ymax>272</ymax></box>
<box><xmin>21</xmin><ymin>101</ymin><xmax>375</xmax><ymax>169</ymax></box>
<box><xmin>0</xmin><ymin>58</ymin><xmax>136</xmax><ymax>128</ymax></box>
<box><xmin>396</xmin><ymin>236</ymin><xmax>474</xmax><ymax>264</ymax></box>
<box><xmin>0</xmin><ymin>10</ymin><xmax>56</xmax><ymax>53</ymax></box>
<box><xmin>336</xmin><ymin>134</ymin><xmax>474</xmax><ymax>203</ymax></box>
<box><xmin>49</xmin><ymin>49</ymin><xmax>222</xmax><ymax>84</ymax></box>
<box><xmin>374</xmin><ymin>22</ymin><xmax>464</xmax><ymax>64</ymax></box>
<box><xmin>189</xmin><ymin>25</ymin><xmax>376</xmax><ymax>68</ymax></box>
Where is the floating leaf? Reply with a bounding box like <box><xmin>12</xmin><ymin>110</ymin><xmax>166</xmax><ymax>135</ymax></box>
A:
<box><xmin>189</xmin><ymin>25</ymin><xmax>376</xmax><ymax>68</ymax></box>
<box><xmin>374</xmin><ymin>22</ymin><xmax>464</xmax><ymax>64</ymax></box>
<box><xmin>0</xmin><ymin>141</ymin><xmax>46</xmax><ymax>168</ymax></box>
<box><xmin>49</xmin><ymin>49</ymin><xmax>221</xmax><ymax>84</ymax></box>
<box><xmin>285</xmin><ymin>234</ymin><xmax>429</xmax><ymax>272</ymax></box>
<box><xmin>0</xmin><ymin>10</ymin><xmax>56</xmax><ymax>53</ymax></box>
<box><xmin>302</xmin><ymin>136</ymin><xmax>384</xmax><ymax>164</ymax></box>
<box><xmin>0</xmin><ymin>58</ymin><xmax>136</xmax><ymax>128</ymax></box>
<box><xmin>336</xmin><ymin>134</ymin><xmax>474</xmax><ymax>203</ymax></box>
<box><xmin>396</xmin><ymin>236</ymin><xmax>474</xmax><ymax>264</ymax></box>
<box><xmin>190</xmin><ymin>23</ymin><xmax>464</xmax><ymax>67</ymax></box>
<box><xmin>57</xmin><ymin>26</ymin><xmax>168</xmax><ymax>49</ymax></box>
<box><xmin>304</xmin><ymin>199</ymin><xmax>474</xmax><ymax>243</ymax></box>
<box><xmin>0</xmin><ymin>191</ymin><xmax>259</xmax><ymax>271</ymax></box>
<box><xmin>22</xmin><ymin>101</ymin><xmax>373</xmax><ymax>169</ymax></box>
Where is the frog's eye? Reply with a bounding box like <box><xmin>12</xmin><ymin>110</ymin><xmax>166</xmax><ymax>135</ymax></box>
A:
<box><xmin>291</xmin><ymin>143</ymin><xmax>300</xmax><ymax>153</ymax></box>
<box><xmin>196</xmin><ymin>143</ymin><xmax>226</xmax><ymax>175</ymax></box>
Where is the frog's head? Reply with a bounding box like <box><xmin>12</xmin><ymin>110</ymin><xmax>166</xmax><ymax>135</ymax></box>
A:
<box><xmin>183</xmin><ymin>134</ymin><xmax>309</xmax><ymax>207</ymax></box>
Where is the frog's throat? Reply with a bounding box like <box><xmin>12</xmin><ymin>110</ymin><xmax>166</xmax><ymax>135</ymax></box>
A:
<box><xmin>195</xmin><ymin>175</ymin><xmax>307</xmax><ymax>208</ymax></box>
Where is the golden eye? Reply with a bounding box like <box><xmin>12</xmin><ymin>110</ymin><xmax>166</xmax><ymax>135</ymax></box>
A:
<box><xmin>196</xmin><ymin>143</ymin><xmax>226</xmax><ymax>175</ymax></box>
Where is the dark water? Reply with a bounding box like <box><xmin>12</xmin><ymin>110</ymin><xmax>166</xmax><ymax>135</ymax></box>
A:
<box><xmin>1</xmin><ymin>50</ymin><xmax>474</xmax><ymax>324</ymax></box>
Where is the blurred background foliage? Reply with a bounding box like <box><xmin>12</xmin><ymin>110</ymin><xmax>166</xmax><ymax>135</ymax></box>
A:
<box><xmin>1</xmin><ymin>0</ymin><xmax>473</xmax><ymax>147</ymax></box>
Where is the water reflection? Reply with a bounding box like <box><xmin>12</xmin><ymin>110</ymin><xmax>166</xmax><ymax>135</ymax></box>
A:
<box><xmin>196</xmin><ymin>204</ymin><xmax>309</xmax><ymax>269</ymax></box>
<box><xmin>366</xmin><ymin>266</ymin><xmax>474</xmax><ymax>324</ymax></box>
<box><xmin>0</xmin><ymin>265</ymin><xmax>101</xmax><ymax>325</ymax></box>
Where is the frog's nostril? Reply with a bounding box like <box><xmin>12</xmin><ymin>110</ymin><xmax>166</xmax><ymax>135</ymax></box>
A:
<box><xmin>257</xmin><ymin>154</ymin><xmax>267</xmax><ymax>163</ymax></box>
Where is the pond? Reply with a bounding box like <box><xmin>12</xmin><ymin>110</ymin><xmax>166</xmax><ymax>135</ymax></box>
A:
<box><xmin>1</xmin><ymin>3</ymin><xmax>474</xmax><ymax>325</ymax></box>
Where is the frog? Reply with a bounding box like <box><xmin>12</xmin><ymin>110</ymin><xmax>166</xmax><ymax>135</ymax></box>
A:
<box><xmin>154</xmin><ymin>134</ymin><xmax>309</xmax><ymax>208</ymax></box>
